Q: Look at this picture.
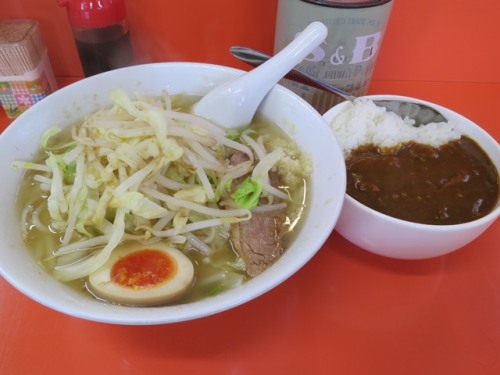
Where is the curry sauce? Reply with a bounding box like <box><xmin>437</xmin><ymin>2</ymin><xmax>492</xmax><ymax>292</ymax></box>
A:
<box><xmin>346</xmin><ymin>136</ymin><xmax>499</xmax><ymax>225</ymax></box>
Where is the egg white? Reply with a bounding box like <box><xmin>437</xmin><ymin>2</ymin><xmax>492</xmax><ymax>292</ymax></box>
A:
<box><xmin>88</xmin><ymin>243</ymin><xmax>194</xmax><ymax>306</ymax></box>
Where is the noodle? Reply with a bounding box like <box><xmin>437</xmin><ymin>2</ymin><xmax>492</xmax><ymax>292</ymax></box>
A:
<box><xmin>14</xmin><ymin>89</ymin><xmax>310</xmax><ymax>304</ymax></box>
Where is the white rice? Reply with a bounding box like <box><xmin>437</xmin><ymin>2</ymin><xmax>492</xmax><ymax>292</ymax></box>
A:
<box><xmin>328</xmin><ymin>98</ymin><xmax>462</xmax><ymax>157</ymax></box>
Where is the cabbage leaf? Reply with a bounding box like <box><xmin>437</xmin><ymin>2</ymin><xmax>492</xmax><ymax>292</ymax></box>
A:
<box><xmin>231</xmin><ymin>178</ymin><xmax>262</xmax><ymax>209</ymax></box>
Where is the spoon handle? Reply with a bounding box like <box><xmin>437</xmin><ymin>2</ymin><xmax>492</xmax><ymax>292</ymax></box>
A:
<box><xmin>242</xmin><ymin>22</ymin><xmax>328</xmax><ymax>97</ymax></box>
<box><xmin>194</xmin><ymin>22</ymin><xmax>328</xmax><ymax>128</ymax></box>
<box><xmin>229</xmin><ymin>46</ymin><xmax>357</xmax><ymax>102</ymax></box>
<box><xmin>230</xmin><ymin>46</ymin><xmax>448</xmax><ymax>126</ymax></box>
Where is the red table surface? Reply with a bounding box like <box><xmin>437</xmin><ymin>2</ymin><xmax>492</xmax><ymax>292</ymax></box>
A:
<box><xmin>0</xmin><ymin>79</ymin><xmax>499</xmax><ymax>375</ymax></box>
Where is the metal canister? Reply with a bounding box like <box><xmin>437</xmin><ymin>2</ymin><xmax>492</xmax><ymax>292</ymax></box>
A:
<box><xmin>274</xmin><ymin>0</ymin><xmax>393</xmax><ymax>113</ymax></box>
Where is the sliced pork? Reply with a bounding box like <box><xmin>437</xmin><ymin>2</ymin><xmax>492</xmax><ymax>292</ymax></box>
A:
<box><xmin>229</xmin><ymin>151</ymin><xmax>286</xmax><ymax>276</ymax></box>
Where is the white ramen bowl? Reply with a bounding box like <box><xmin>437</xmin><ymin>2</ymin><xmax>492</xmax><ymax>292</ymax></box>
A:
<box><xmin>0</xmin><ymin>63</ymin><xmax>346</xmax><ymax>325</ymax></box>
<box><xmin>324</xmin><ymin>94</ymin><xmax>500</xmax><ymax>260</ymax></box>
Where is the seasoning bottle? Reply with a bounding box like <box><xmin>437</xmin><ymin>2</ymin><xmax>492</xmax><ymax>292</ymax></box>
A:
<box><xmin>274</xmin><ymin>0</ymin><xmax>393</xmax><ymax>113</ymax></box>
<box><xmin>58</xmin><ymin>0</ymin><xmax>134</xmax><ymax>77</ymax></box>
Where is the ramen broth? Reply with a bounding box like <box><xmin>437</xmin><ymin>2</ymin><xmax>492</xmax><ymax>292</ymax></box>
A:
<box><xmin>16</xmin><ymin>94</ymin><xmax>309</xmax><ymax>305</ymax></box>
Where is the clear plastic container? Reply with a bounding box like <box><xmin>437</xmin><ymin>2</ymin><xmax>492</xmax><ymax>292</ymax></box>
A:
<box><xmin>0</xmin><ymin>20</ymin><xmax>57</xmax><ymax>118</ymax></box>
<box><xmin>0</xmin><ymin>19</ymin><xmax>46</xmax><ymax>76</ymax></box>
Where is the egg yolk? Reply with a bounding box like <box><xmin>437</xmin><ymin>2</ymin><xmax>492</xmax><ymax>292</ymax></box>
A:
<box><xmin>111</xmin><ymin>249</ymin><xmax>176</xmax><ymax>289</ymax></box>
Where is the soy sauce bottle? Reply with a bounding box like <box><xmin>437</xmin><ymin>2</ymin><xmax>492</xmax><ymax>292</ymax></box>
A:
<box><xmin>58</xmin><ymin>0</ymin><xmax>134</xmax><ymax>77</ymax></box>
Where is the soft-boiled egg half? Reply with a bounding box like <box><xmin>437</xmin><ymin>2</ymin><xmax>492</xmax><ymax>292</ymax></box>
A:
<box><xmin>88</xmin><ymin>242</ymin><xmax>194</xmax><ymax>306</ymax></box>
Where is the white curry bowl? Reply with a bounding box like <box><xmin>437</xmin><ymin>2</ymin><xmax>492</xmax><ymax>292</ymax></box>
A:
<box><xmin>323</xmin><ymin>94</ymin><xmax>500</xmax><ymax>260</ymax></box>
<box><xmin>0</xmin><ymin>63</ymin><xmax>346</xmax><ymax>325</ymax></box>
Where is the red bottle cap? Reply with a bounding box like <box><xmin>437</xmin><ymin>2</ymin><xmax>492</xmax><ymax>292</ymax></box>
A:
<box><xmin>58</xmin><ymin>0</ymin><xmax>127</xmax><ymax>29</ymax></box>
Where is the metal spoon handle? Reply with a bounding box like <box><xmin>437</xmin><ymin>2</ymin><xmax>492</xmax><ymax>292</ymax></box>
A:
<box><xmin>230</xmin><ymin>46</ymin><xmax>448</xmax><ymax>126</ymax></box>
<box><xmin>229</xmin><ymin>46</ymin><xmax>356</xmax><ymax>101</ymax></box>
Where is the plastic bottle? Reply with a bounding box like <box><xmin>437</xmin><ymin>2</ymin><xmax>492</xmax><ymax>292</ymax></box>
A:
<box><xmin>58</xmin><ymin>0</ymin><xmax>134</xmax><ymax>77</ymax></box>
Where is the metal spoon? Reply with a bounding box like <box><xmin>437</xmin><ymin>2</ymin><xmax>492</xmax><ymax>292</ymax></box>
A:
<box><xmin>230</xmin><ymin>46</ymin><xmax>447</xmax><ymax>126</ymax></box>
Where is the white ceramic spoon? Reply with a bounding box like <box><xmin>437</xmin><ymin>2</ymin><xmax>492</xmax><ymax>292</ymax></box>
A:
<box><xmin>193</xmin><ymin>21</ymin><xmax>328</xmax><ymax>129</ymax></box>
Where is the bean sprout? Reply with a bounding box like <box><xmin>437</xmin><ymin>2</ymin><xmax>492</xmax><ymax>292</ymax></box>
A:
<box><xmin>13</xmin><ymin>89</ymin><xmax>293</xmax><ymax>282</ymax></box>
